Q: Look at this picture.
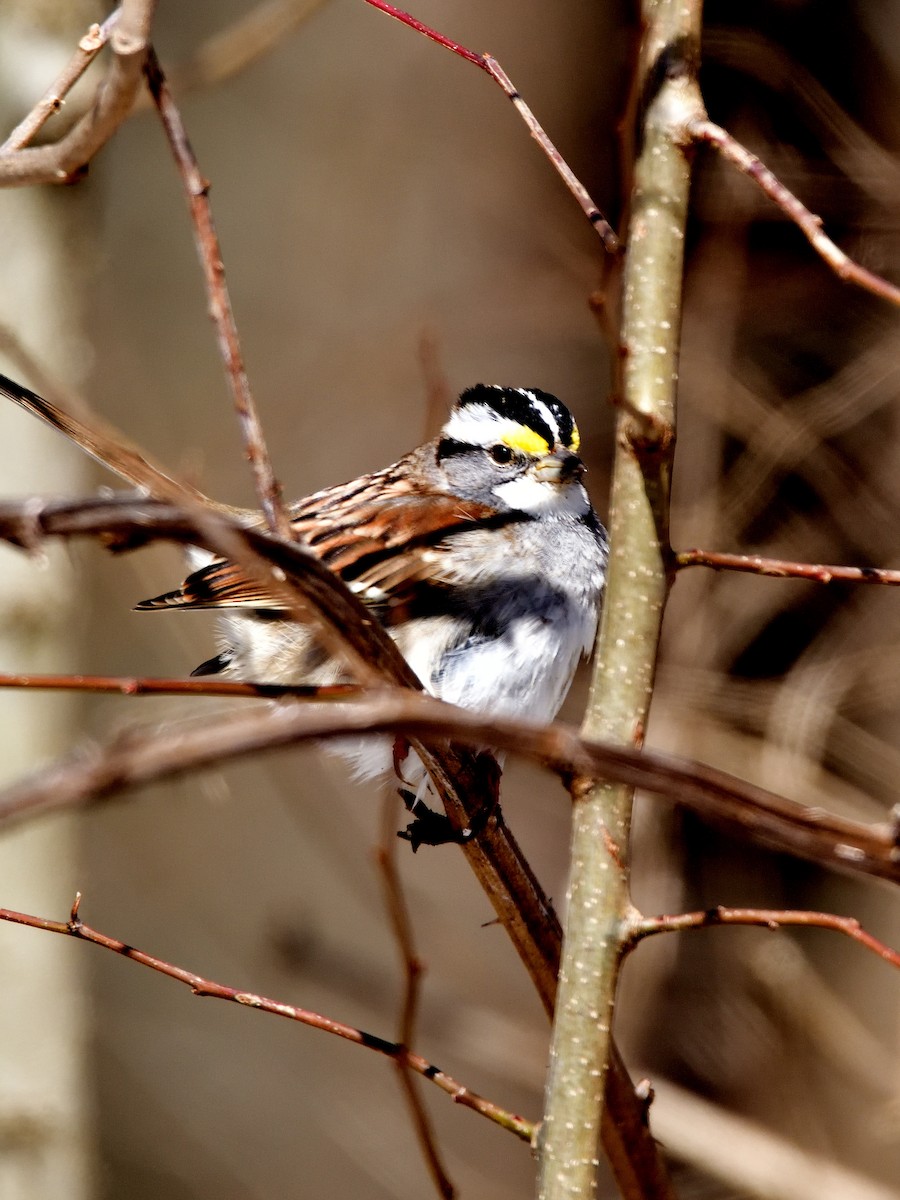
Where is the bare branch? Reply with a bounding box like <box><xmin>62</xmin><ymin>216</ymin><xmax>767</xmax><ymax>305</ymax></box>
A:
<box><xmin>677</xmin><ymin>548</ymin><xmax>900</xmax><ymax>586</ymax></box>
<box><xmin>689</xmin><ymin>117</ymin><xmax>900</xmax><ymax>307</ymax></box>
<box><xmin>0</xmin><ymin>896</ymin><xmax>534</xmax><ymax>1144</ymax></box>
<box><xmin>417</xmin><ymin>329</ymin><xmax>454</xmax><ymax>441</ymax></box>
<box><xmin>1</xmin><ymin>15</ymin><xmax>117</xmax><ymax>151</ymax></box>
<box><xmin>362</xmin><ymin>1</ymin><xmax>620</xmax><ymax>253</ymax></box>
<box><xmin>3</xmin><ymin>0</ymin><xmax>333</xmax><ymax>144</ymax></box>
<box><xmin>143</xmin><ymin>49</ymin><xmax>292</xmax><ymax>539</ymax></box>
<box><xmin>0</xmin><ymin>15</ymin><xmax>665</xmax><ymax>1187</ymax></box>
<box><xmin>0</xmin><ymin>655</ymin><xmax>896</xmax><ymax>885</ymax></box>
<box><xmin>0</xmin><ymin>0</ymin><xmax>157</xmax><ymax>187</ymax></box>
<box><xmin>628</xmin><ymin>905</ymin><xmax>900</xmax><ymax>971</ymax></box>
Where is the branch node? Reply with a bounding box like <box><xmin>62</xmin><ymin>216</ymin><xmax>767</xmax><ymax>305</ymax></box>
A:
<box><xmin>110</xmin><ymin>29</ymin><xmax>149</xmax><ymax>60</ymax></box>
<box><xmin>633</xmin><ymin>1077</ymin><xmax>655</xmax><ymax>1123</ymax></box>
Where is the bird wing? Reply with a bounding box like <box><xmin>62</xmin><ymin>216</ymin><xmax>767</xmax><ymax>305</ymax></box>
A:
<box><xmin>136</xmin><ymin>461</ymin><xmax>504</xmax><ymax>614</ymax></box>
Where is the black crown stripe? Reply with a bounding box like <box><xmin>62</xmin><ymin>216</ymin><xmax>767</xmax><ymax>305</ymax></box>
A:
<box><xmin>457</xmin><ymin>385</ymin><xmax>576</xmax><ymax>450</ymax></box>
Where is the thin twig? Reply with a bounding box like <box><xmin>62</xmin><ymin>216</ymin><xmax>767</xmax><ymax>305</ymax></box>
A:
<box><xmin>142</xmin><ymin>49</ymin><xmax>292</xmax><ymax>539</ymax></box>
<box><xmin>0</xmin><ymin>673</ymin><xmax>359</xmax><ymax>701</ymax></box>
<box><xmin>1</xmin><ymin>15</ymin><xmax>118</xmax><ymax>151</ymax></box>
<box><xmin>689</xmin><ymin>117</ymin><xmax>900</xmax><ymax>307</ymax></box>
<box><xmin>677</xmin><ymin>548</ymin><xmax>900</xmax><ymax>586</ymax></box>
<box><xmin>378</xmin><ymin>797</ymin><xmax>456</xmax><ymax>1199</ymax></box>
<box><xmin>0</xmin><ymin>895</ymin><xmax>534</xmax><ymax>1143</ymax></box>
<box><xmin>4</xmin><ymin>0</ymin><xmax>332</xmax><ymax>138</ymax></box>
<box><xmin>363</xmin><ymin>1</ymin><xmax>620</xmax><ymax>253</ymax></box>
<box><xmin>0</xmin><ymin>0</ymin><xmax>157</xmax><ymax>187</ymax></box>
<box><xmin>628</xmin><ymin>905</ymin><xmax>900</xmax><ymax>970</ymax></box>
<box><xmin>704</xmin><ymin>29</ymin><xmax>900</xmax><ymax>207</ymax></box>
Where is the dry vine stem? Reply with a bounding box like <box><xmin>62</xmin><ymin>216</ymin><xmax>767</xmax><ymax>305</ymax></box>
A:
<box><xmin>537</xmin><ymin>6</ymin><xmax>704</xmax><ymax>1198</ymax></box>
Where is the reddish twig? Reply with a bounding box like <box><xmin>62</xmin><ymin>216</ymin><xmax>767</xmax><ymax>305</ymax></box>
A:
<box><xmin>0</xmin><ymin>672</ymin><xmax>359</xmax><ymax>700</ymax></box>
<box><xmin>0</xmin><ymin>895</ymin><xmax>535</xmax><ymax>1142</ymax></box>
<box><xmin>628</xmin><ymin>905</ymin><xmax>900</xmax><ymax>970</ymax></box>
<box><xmin>363</xmin><ymin>1</ymin><xmax>620</xmax><ymax>253</ymax></box>
<box><xmin>378</xmin><ymin>797</ymin><xmax>456</xmax><ymax>1199</ymax></box>
<box><xmin>143</xmin><ymin>49</ymin><xmax>292</xmax><ymax>540</ymax></box>
<box><xmin>689</xmin><ymin>117</ymin><xmax>900</xmax><ymax>307</ymax></box>
<box><xmin>677</xmin><ymin>548</ymin><xmax>900</xmax><ymax>586</ymax></box>
<box><xmin>0</xmin><ymin>0</ymin><xmax>156</xmax><ymax>187</ymax></box>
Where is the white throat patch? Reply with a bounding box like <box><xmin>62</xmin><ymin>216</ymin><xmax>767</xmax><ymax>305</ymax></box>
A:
<box><xmin>492</xmin><ymin>473</ymin><xmax>590</xmax><ymax>517</ymax></box>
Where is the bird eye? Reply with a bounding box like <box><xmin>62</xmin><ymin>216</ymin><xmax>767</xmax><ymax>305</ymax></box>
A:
<box><xmin>488</xmin><ymin>443</ymin><xmax>514</xmax><ymax>465</ymax></box>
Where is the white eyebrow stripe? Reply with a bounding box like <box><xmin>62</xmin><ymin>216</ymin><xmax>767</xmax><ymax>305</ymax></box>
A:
<box><xmin>442</xmin><ymin>404</ymin><xmax>544</xmax><ymax>448</ymax></box>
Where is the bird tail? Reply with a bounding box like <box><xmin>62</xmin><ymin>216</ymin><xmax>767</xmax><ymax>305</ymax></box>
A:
<box><xmin>0</xmin><ymin>370</ymin><xmax>221</xmax><ymax>509</ymax></box>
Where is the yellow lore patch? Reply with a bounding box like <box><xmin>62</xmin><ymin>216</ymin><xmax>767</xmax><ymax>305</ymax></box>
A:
<box><xmin>568</xmin><ymin>424</ymin><xmax>581</xmax><ymax>453</ymax></box>
<box><xmin>501</xmin><ymin>423</ymin><xmax>551</xmax><ymax>456</ymax></box>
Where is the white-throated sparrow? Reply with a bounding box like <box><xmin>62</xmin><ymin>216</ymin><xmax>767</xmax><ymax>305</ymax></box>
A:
<box><xmin>0</xmin><ymin>374</ymin><xmax>608</xmax><ymax>797</ymax></box>
<box><xmin>137</xmin><ymin>384</ymin><xmax>608</xmax><ymax>784</ymax></box>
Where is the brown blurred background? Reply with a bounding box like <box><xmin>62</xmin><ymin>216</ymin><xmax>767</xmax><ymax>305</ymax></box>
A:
<box><xmin>0</xmin><ymin>1</ymin><xmax>898</xmax><ymax>1197</ymax></box>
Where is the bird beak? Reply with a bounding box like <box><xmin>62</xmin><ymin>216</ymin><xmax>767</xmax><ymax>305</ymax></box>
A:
<box><xmin>533</xmin><ymin>448</ymin><xmax>585</xmax><ymax>484</ymax></box>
